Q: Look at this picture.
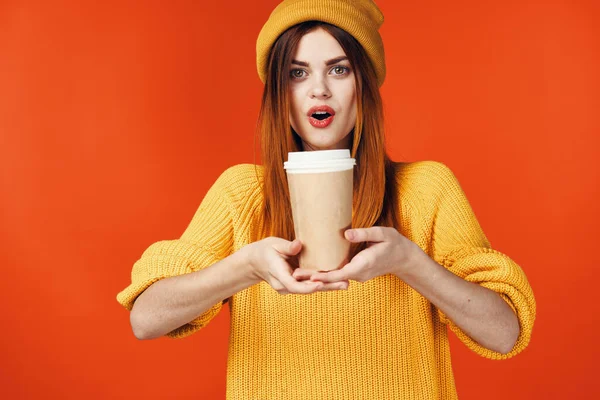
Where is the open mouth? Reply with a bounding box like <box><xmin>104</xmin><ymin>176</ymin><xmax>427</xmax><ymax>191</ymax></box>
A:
<box><xmin>311</xmin><ymin>112</ymin><xmax>332</xmax><ymax>120</ymax></box>
<box><xmin>308</xmin><ymin>112</ymin><xmax>335</xmax><ymax>128</ymax></box>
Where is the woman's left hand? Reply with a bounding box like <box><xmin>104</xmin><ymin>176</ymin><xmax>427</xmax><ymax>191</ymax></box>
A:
<box><xmin>293</xmin><ymin>227</ymin><xmax>425</xmax><ymax>285</ymax></box>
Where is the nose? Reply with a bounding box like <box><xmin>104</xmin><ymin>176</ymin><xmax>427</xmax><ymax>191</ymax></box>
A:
<box><xmin>309</xmin><ymin>77</ymin><xmax>331</xmax><ymax>99</ymax></box>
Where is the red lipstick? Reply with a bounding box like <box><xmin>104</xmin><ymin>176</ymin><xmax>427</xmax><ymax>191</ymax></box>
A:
<box><xmin>307</xmin><ymin>105</ymin><xmax>336</xmax><ymax>128</ymax></box>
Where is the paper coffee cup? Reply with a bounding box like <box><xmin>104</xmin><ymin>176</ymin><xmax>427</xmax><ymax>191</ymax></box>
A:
<box><xmin>284</xmin><ymin>150</ymin><xmax>356</xmax><ymax>271</ymax></box>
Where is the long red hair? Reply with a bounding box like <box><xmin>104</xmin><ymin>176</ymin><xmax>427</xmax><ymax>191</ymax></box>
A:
<box><xmin>254</xmin><ymin>21</ymin><xmax>400</xmax><ymax>258</ymax></box>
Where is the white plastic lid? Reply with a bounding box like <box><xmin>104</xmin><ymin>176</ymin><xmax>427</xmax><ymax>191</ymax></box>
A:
<box><xmin>284</xmin><ymin>149</ymin><xmax>356</xmax><ymax>173</ymax></box>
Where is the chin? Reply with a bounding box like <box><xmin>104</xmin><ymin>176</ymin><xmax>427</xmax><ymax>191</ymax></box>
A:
<box><xmin>299</xmin><ymin>136</ymin><xmax>335</xmax><ymax>150</ymax></box>
<box><xmin>297</xmin><ymin>132</ymin><xmax>340</xmax><ymax>149</ymax></box>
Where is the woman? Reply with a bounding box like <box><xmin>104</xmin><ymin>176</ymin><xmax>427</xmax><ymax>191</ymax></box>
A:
<box><xmin>117</xmin><ymin>1</ymin><xmax>536</xmax><ymax>398</ymax></box>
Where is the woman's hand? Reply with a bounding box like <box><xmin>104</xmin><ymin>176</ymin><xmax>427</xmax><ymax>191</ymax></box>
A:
<box><xmin>243</xmin><ymin>237</ymin><xmax>349</xmax><ymax>295</ymax></box>
<box><xmin>303</xmin><ymin>227</ymin><xmax>424</xmax><ymax>284</ymax></box>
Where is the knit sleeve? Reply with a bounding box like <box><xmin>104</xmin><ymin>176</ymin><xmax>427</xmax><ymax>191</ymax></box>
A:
<box><xmin>116</xmin><ymin>166</ymin><xmax>237</xmax><ymax>339</ymax></box>
<box><xmin>428</xmin><ymin>162</ymin><xmax>536</xmax><ymax>360</ymax></box>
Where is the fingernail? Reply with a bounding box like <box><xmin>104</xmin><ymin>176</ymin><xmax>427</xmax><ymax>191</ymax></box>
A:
<box><xmin>346</xmin><ymin>230</ymin><xmax>354</xmax><ymax>240</ymax></box>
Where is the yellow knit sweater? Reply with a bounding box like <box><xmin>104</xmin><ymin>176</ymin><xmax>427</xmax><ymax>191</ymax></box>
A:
<box><xmin>117</xmin><ymin>161</ymin><xmax>536</xmax><ymax>400</ymax></box>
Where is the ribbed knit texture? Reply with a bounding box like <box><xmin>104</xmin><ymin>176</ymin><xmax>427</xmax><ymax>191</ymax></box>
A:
<box><xmin>256</xmin><ymin>0</ymin><xmax>387</xmax><ymax>87</ymax></box>
<box><xmin>117</xmin><ymin>161</ymin><xmax>536</xmax><ymax>400</ymax></box>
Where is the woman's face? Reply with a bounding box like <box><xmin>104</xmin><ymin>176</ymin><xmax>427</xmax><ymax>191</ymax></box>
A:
<box><xmin>288</xmin><ymin>28</ymin><xmax>357</xmax><ymax>151</ymax></box>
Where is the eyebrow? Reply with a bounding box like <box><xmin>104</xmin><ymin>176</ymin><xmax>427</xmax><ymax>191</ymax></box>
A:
<box><xmin>291</xmin><ymin>56</ymin><xmax>349</xmax><ymax>67</ymax></box>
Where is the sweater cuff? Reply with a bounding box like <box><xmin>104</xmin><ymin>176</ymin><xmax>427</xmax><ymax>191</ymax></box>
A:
<box><xmin>436</xmin><ymin>248</ymin><xmax>536</xmax><ymax>360</ymax></box>
<box><xmin>116</xmin><ymin>241</ymin><xmax>224</xmax><ymax>337</ymax></box>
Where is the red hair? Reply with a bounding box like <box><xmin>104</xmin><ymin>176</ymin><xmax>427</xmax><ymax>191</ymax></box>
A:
<box><xmin>254</xmin><ymin>21</ymin><xmax>400</xmax><ymax>258</ymax></box>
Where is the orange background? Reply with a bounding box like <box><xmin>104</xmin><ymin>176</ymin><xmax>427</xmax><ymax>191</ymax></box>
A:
<box><xmin>1</xmin><ymin>0</ymin><xmax>598</xmax><ymax>398</ymax></box>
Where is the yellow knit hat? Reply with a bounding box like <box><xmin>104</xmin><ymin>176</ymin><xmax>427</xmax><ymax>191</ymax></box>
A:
<box><xmin>256</xmin><ymin>0</ymin><xmax>386</xmax><ymax>87</ymax></box>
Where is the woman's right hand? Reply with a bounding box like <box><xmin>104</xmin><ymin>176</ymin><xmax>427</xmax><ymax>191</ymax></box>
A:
<box><xmin>243</xmin><ymin>237</ymin><xmax>348</xmax><ymax>295</ymax></box>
